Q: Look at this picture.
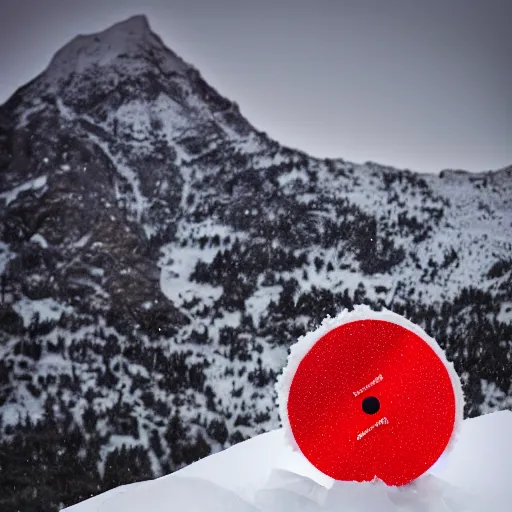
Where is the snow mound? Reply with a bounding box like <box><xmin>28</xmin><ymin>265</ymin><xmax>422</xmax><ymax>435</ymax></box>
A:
<box><xmin>63</xmin><ymin>410</ymin><xmax>512</xmax><ymax>511</ymax></box>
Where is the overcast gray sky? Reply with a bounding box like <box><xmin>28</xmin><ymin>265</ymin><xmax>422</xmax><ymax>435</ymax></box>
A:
<box><xmin>1</xmin><ymin>0</ymin><xmax>510</xmax><ymax>173</ymax></box>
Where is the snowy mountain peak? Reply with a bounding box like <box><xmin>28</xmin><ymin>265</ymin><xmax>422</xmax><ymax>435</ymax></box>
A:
<box><xmin>43</xmin><ymin>14</ymin><xmax>189</xmax><ymax>87</ymax></box>
<box><xmin>108</xmin><ymin>14</ymin><xmax>152</xmax><ymax>34</ymax></box>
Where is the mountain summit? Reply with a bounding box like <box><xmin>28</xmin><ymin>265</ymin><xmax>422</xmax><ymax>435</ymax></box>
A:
<box><xmin>0</xmin><ymin>15</ymin><xmax>511</xmax><ymax>512</ymax></box>
<box><xmin>43</xmin><ymin>15</ymin><xmax>189</xmax><ymax>90</ymax></box>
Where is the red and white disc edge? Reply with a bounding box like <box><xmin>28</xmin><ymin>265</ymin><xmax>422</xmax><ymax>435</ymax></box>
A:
<box><xmin>275</xmin><ymin>304</ymin><xmax>465</xmax><ymax>483</ymax></box>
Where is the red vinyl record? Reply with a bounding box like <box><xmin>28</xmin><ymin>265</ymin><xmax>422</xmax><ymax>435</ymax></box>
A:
<box><xmin>278</xmin><ymin>306</ymin><xmax>463</xmax><ymax>487</ymax></box>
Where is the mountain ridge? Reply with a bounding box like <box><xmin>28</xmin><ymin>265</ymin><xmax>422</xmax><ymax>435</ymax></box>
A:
<box><xmin>2</xmin><ymin>14</ymin><xmax>506</xmax><ymax>177</ymax></box>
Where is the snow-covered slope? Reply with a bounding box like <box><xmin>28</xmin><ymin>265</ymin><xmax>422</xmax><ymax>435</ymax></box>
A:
<box><xmin>0</xmin><ymin>14</ymin><xmax>511</xmax><ymax>512</ymax></box>
<box><xmin>64</xmin><ymin>410</ymin><xmax>512</xmax><ymax>511</ymax></box>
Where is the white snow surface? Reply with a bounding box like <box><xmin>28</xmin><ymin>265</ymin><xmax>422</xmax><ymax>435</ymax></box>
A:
<box><xmin>63</xmin><ymin>410</ymin><xmax>512</xmax><ymax>511</ymax></box>
<box><xmin>12</xmin><ymin>297</ymin><xmax>74</xmax><ymax>328</ymax></box>
<box><xmin>0</xmin><ymin>175</ymin><xmax>47</xmax><ymax>206</ymax></box>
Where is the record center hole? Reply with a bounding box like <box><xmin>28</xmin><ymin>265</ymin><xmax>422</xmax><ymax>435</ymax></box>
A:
<box><xmin>362</xmin><ymin>396</ymin><xmax>380</xmax><ymax>415</ymax></box>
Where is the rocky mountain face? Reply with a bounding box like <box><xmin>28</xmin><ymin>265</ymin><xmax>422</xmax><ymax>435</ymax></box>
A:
<box><xmin>0</xmin><ymin>14</ymin><xmax>511</xmax><ymax>511</ymax></box>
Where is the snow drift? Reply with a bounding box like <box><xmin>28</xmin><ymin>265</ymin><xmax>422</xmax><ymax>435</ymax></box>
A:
<box><xmin>63</xmin><ymin>409</ymin><xmax>511</xmax><ymax>511</ymax></box>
